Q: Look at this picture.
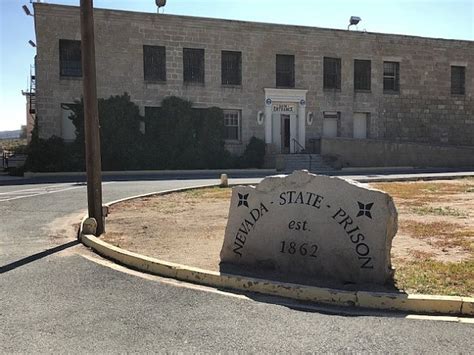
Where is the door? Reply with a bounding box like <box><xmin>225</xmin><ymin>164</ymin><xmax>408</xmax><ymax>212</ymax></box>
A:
<box><xmin>322</xmin><ymin>116</ymin><xmax>338</xmax><ymax>137</ymax></box>
<box><xmin>353</xmin><ymin>112</ymin><xmax>368</xmax><ymax>139</ymax></box>
<box><xmin>281</xmin><ymin>114</ymin><xmax>290</xmax><ymax>153</ymax></box>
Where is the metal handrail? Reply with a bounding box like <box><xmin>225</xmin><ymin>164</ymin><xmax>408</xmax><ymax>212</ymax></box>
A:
<box><xmin>291</xmin><ymin>138</ymin><xmax>306</xmax><ymax>154</ymax></box>
<box><xmin>291</xmin><ymin>138</ymin><xmax>312</xmax><ymax>171</ymax></box>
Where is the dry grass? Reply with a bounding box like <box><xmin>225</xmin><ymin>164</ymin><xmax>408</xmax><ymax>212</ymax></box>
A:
<box><xmin>183</xmin><ymin>187</ymin><xmax>232</xmax><ymax>199</ymax></box>
<box><xmin>399</xmin><ymin>220</ymin><xmax>473</xmax><ymax>253</ymax></box>
<box><xmin>410</xmin><ymin>206</ymin><xmax>467</xmax><ymax>217</ymax></box>
<box><xmin>394</xmin><ymin>259</ymin><xmax>474</xmax><ymax>296</ymax></box>
<box><xmin>372</xmin><ymin>179</ymin><xmax>474</xmax><ymax>206</ymax></box>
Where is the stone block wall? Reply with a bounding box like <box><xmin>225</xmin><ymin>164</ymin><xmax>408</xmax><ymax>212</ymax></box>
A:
<box><xmin>34</xmin><ymin>3</ymin><xmax>473</xmax><ymax>155</ymax></box>
<box><xmin>321</xmin><ymin>137</ymin><xmax>474</xmax><ymax>167</ymax></box>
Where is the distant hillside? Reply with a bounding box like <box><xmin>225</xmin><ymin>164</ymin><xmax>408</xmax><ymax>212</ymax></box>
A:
<box><xmin>0</xmin><ymin>130</ymin><xmax>21</xmax><ymax>139</ymax></box>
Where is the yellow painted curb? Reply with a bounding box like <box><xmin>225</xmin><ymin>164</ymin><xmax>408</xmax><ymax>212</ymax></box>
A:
<box><xmin>80</xmin><ymin>234</ymin><xmax>473</xmax><ymax>316</ymax></box>
<box><xmin>461</xmin><ymin>297</ymin><xmax>474</xmax><ymax>316</ymax></box>
<box><xmin>356</xmin><ymin>291</ymin><xmax>463</xmax><ymax>315</ymax></box>
<box><xmin>79</xmin><ymin>184</ymin><xmax>474</xmax><ymax>317</ymax></box>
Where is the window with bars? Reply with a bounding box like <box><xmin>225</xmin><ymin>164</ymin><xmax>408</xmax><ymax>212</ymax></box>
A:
<box><xmin>383</xmin><ymin>61</ymin><xmax>400</xmax><ymax>92</ymax></box>
<box><xmin>451</xmin><ymin>66</ymin><xmax>465</xmax><ymax>95</ymax></box>
<box><xmin>223</xmin><ymin>110</ymin><xmax>241</xmax><ymax>141</ymax></box>
<box><xmin>354</xmin><ymin>59</ymin><xmax>371</xmax><ymax>91</ymax></box>
<box><xmin>221</xmin><ymin>51</ymin><xmax>242</xmax><ymax>85</ymax></box>
<box><xmin>276</xmin><ymin>54</ymin><xmax>295</xmax><ymax>88</ymax></box>
<box><xmin>143</xmin><ymin>45</ymin><xmax>166</xmax><ymax>81</ymax></box>
<box><xmin>59</xmin><ymin>39</ymin><xmax>82</xmax><ymax>77</ymax></box>
<box><xmin>323</xmin><ymin>57</ymin><xmax>341</xmax><ymax>90</ymax></box>
<box><xmin>183</xmin><ymin>48</ymin><xmax>204</xmax><ymax>83</ymax></box>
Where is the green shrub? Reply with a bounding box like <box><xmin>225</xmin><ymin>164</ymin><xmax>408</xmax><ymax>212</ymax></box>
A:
<box><xmin>142</xmin><ymin>97</ymin><xmax>230</xmax><ymax>169</ymax></box>
<box><xmin>241</xmin><ymin>136</ymin><xmax>266</xmax><ymax>168</ymax></box>
<box><xmin>26</xmin><ymin>94</ymin><xmax>252</xmax><ymax>171</ymax></box>
<box><xmin>65</xmin><ymin>93</ymin><xmax>143</xmax><ymax>171</ymax></box>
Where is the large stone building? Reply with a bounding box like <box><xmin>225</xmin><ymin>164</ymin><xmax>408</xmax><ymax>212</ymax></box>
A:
<box><xmin>32</xmin><ymin>3</ymin><xmax>474</xmax><ymax>168</ymax></box>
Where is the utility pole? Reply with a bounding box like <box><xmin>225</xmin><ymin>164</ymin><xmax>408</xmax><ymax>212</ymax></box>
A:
<box><xmin>80</xmin><ymin>0</ymin><xmax>104</xmax><ymax>235</ymax></box>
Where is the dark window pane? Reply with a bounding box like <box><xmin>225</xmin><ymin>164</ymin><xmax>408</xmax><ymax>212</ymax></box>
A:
<box><xmin>222</xmin><ymin>51</ymin><xmax>242</xmax><ymax>85</ymax></box>
<box><xmin>276</xmin><ymin>54</ymin><xmax>295</xmax><ymax>88</ymax></box>
<box><xmin>451</xmin><ymin>66</ymin><xmax>465</xmax><ymax>95</ymax></box>
<box><xmin>354</xmin><ymin>59</ymin><xmax>371</xmax><ymax>91</ymax></box>
<box><xmin>323</xmin><ymin>57</ymin><xmax>341</xmax><ymax>89</ymax></box>
<box><xmin>383</xmin><ymin>61</ymin><xmax>399</xmax><ymax>92</ymax></box>
<box><xmin>59</xmin><ymin>39</ymin><xmax>82</xmax><ymax>77</ymax></box>
<box><xmin>143</xmin><ymin>45</ymin><xmax>166</xmax><ymax>81</ymax></box>
<box><xmin>183</xmin><ymin>48</ymin><xmax>204</xmax><ymax>83</ymax></box>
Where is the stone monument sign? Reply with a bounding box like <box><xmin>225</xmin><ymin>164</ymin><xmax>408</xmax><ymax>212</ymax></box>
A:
<box><xmin>220</xmin><ymin>171</ymin><xmax>398</xmax><ymax>284</ymax></box>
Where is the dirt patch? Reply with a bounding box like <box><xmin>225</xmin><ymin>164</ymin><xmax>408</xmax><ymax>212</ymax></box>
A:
<box><xmin>102</xmin><ymin>179</ymin><xmax>474</xmax><ymax>296</ymax></box>
<box><xmin>104</xmin><ymin>188</ymin><xmax>231</xmax><ymax>271</ymax></box>
<box><xmin>371</xmin><ymin>179</ymin><xmax>474</xmax><ymax>265</ymax></box>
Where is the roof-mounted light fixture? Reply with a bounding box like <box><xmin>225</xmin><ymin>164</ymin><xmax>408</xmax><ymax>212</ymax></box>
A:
<box><xmin>22</xmin><ymin>5</ymin><xmax>33</xmax><ymax>16</ymax></box>
<box><xmin>347</xmin><ymin>16</ymin><xmax>361</xmax><ymax>30</ymax></box>
<box><xmin>155</xmin><ymin>0</ymin><xmax>167</xmax><ymax>13</ymax></box>
<box><xmin>28</xmin><ymin>40</ymin><xmax>36</xmax><ymax>48</ymax></box>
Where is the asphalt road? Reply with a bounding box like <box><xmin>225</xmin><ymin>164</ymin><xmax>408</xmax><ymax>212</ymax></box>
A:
<box><xmin>1</xmin><ymin>177</ymin><xmax>473</xmax><ymax>352</ymax></box>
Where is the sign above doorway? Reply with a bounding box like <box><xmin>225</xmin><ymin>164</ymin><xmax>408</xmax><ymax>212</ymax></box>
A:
<box><xmin>272</xmin><ymin>103</ymin><xmax>296</xmax><ymax>113</ymax></box>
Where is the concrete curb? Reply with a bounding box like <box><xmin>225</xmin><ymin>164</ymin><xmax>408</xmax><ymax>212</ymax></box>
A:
<box><xmin>79</xmin><ymin>185</ymin><xmax>474</xmax><ymax>317</ymax></box>
<box><xmin>24</xmin><ymin>169</ymin><xmax>277</xmax><ymax>179</ymax></box>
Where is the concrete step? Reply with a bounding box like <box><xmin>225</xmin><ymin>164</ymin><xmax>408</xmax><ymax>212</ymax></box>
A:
<box><xmin>283</xmin><ymin>154</ymin><xmax>334</xmax><ymax>172</ymax></box>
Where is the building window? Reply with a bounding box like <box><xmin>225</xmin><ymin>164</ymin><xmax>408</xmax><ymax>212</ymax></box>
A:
<box><xmin>224</xmin><ymin>110</ymin><xmax>241</xmax><ymax>141</ymax></box>
<box><xmin>354</xmin><ymin>59</ymin><xmax>371</xmax><ymax>91</ymax></box>
<box><xmin>451</xmin><ymin>66</ymin><xmax>465</xmax><ymax>95</ymax></box>
<box><xmin>143</xmin><ymin>45</ymin><xmax>166</xmax><ymax>81</ymax></box>
<box><xmin>183</xmin><ymin>48</ymin><xmax>204</xmax><ymax>83</ymax></box>
<box><xmin>276</xmin><ymin>54</ymin><xmax>295</xmax><ymax>88</ymax></box>
<box><xmin>323</xmin><ymin>57</ymin><xmax>341</xmax><ymax>90</ymax></box>
<box><xmin>59</xmin><ymin>40</ymin><xmax>82</xmax><ymax>77</ymax></box>
<box><xmin>383</xmin><ymin>61</ymin><xmax>400</xmax><ymax>92</ymax></box>
<box><xmin>60</xmin><ymin>103</ymin><xmax>78</xmax><ymax>141</ymax></box>
<box><xmin>322</xmin><ymin>111</ymin><xmax>340</xmax><ymax>137</ymax></box>
<box><xmin>221</xmin><ymin>51</ymin><xmax>242</xmax><ymax>85</ymax></box>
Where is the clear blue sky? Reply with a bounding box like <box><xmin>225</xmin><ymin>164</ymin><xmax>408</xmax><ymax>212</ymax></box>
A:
<box><xmin>0</xmin><ymin>0</ymin><xmax>473</xmax><ymax>131</ymax></box>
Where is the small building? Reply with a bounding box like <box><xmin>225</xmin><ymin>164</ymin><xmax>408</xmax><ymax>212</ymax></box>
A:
<box><xmin>31</xmin><ymin>3</ymin><xmax>474</xmax><ymax>168</ymax></box>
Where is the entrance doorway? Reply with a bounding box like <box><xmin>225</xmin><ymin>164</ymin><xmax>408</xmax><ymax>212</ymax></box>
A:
<box><xmin>281</xmin><ymin>114</ymin><xmax>290</xmax><ymax>153</ymax></box>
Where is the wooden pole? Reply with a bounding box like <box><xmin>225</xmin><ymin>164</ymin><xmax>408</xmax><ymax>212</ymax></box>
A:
<box><xmin>80</xmin><ymin>0</ymin><xmax>104</xmax><ymax>235</ymax></box>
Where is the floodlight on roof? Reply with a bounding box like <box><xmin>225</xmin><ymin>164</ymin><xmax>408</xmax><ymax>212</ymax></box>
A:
<box><xmin>348</xmin><ymin>16</ymin><xmax>361</xmax><ymax>30</ymax></box>
<box><xmin>22</xmin><ymin>5</ymin><xmax>33</xmax><ymax>16</ymax></box>
<box><xmin>28</xmin><ymin>40</ymin><xmax>36</xmax><ymax>48</ymax></box>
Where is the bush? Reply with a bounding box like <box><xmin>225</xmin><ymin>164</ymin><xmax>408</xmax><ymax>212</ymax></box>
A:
<box><xmin>24</xmin><ymin>118</ymin><xmax>83</xmax><ymax>172</ymax></box>
<box><xmin>142</xmin><ymin>96</ymin><xmax>230</xmax><ymax>169</ymax></box>
<box><xmin>26</xmin><ymin>94</ymin><xmax>249</xmax><ymax>171</ymax></box>
<box><xmin>65</xmin><ymin>93</ymin><xmax>144</xmax><ymax>171</ymax></box>
<box><xmin>241</xmin><ymin>136</ymin><xmax>266</xmax><ymax>168</ymax></box>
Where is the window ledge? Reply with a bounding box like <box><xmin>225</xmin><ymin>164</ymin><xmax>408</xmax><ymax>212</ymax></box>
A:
<box><xmin>60</xmin><ymin>76</ymin><xmax>82</xmax><ymax>81</ymax></box>
<box><xmin>451</xmin><ymin>93</ymin><xmax>465</xmax><ymax>97</ymax></box>
<box><xmin>183</xmin><ymin>82</ymin><xmax>205</xmax><ymax>87</ymax></box>
<box><xmin>222</xmin><ymin>84</ymin><xmax>242</xmax><ymax>89</ymax></box>
<box><xmin>323</xmin><ymin>88</ymin><xmax>342</xmax><ymax>92</ymax></box>
<box><xmin>383</xmin><ymin>90</ymin><xmax>400</xmax><ymax>95</ymax></box>
<box><xmin>145</xmin><ymin>80</ymin><xmax>167</xmax><ymax>85</ymax></box>
<box><xmin>354</xmin><ymin>89</ymin><xmax>371</xmax><ymax>94</ymax></box>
